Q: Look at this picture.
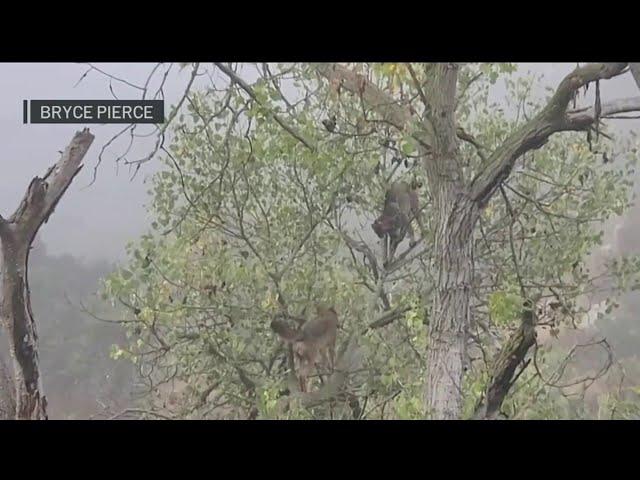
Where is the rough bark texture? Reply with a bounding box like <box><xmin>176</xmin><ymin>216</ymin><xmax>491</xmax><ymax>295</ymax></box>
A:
<box><xmin>420</xmin><ymin>64</ymin><xmax>476</xmax><ymax>419</ymax></box>
<box><xmin>473</xmin><ymin>301</ymin><xmax>536</xmax><ymax>419</ymax></box>
<box><xmin>425</xmin><ymin>202</ymin><xmax>476</xmax><ymax>418</ymax></box>
<box><xmin>0</xmin><ymin>128</ymin><xmax>94</xmax><ymax>419</ymax></box>
<box><xmin>0</xmin><ymin>355</ymin><xmax>15</xmax><ymax>419</ymax></box>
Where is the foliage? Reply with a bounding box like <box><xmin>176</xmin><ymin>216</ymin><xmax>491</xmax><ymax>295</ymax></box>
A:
<box><xmin>103</xmin><ymin>63</ymin><xmax>640</xmax><ymax>419</ymax></box>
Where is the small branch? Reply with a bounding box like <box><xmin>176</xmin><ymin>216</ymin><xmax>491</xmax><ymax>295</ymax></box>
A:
<box><xmin>566</xmin><ymin>96</ymin><xmax>640</xmax><ymax>126</ymax></box>
<box><xmin>337</xmin><ymin>230</ymin><xmax>379</xmax><ymax>281</ymax></box>
<box><xmin>109</xmin><ymin>408</ymin><xmax>174</xmax><ymax>420</ymax></box>
<box><xmin>406</xmin><ymin>64</ymin><xmax>429</xmax><ymax>110</ymax></box>
<box><xmin>470</xmin><ymin>63</ymin><xmax>630</xmax><ymax>208</ymax></box>
<box><xmin>124</xmin><ymin>63</ymin><xmax>199</xmax><ymax>169</ymax></box>
<box><xmin>366</xmin><ymin>306</ymin><xmax>412</xmax><ymax>330</ymax></box>
<box><xmin>214</xmin><ymin>63</ymin><xmax>314</xmax><ymax>151</ymax></box>
<box><xmin>456</xmin><ymin>126</ymin><xmax>487</xmax><ymax>162</ymax></box>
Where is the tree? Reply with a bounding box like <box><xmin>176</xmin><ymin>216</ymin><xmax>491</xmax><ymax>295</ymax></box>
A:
<box><xmin>0</xmin><ymin>129</ymin><xmax>94</xmax><ymax>419</ymax></box>
<box><xmin>102</xmin><ymin>63</ymin><xmax>640</xmax><ymax>419</ymax></box>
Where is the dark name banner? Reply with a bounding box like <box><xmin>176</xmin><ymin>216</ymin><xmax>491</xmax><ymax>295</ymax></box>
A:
<box><xmin>24</xmin><ymin>100</ymin><xmax>164</xmax><ymax>124</ymax></box>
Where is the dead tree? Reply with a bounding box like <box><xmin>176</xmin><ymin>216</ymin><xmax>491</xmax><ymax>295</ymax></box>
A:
<box><xmin>0</xmin><ymin>129</ymin><xmax>94</xmax><ymax>419</ymax></box>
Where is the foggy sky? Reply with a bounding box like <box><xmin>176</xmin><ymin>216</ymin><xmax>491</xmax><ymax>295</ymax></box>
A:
<box><xmin>0</xmin><ymin>63</ymin><xmax>638</xmax><ymax>263</ymax></box>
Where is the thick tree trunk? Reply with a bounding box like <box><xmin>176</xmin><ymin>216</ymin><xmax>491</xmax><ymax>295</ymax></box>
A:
<box><xmin>0</xmin><ymin>230</ymin><xmax>47</xmax><ymax>419</ymax></box>
<box><xmin>424</xmin><ymin>193</ymin><xmax>476</xmax><ymax>418</ymax></box>
<box><xmin>0</xmin><ymin>128</ymin><xmax>94</xmax><ymax>419</ymax></box>
<box><xmin>419</xmin><ymin>64</ymin><xmax>480</xmax><ymax>419</ymax></box>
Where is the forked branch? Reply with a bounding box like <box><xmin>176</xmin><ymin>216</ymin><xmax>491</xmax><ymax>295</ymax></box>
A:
<box><xmin>470</xmin><ymin>63</ymin><xmax>632</xmax><ymax>207</ymax></box>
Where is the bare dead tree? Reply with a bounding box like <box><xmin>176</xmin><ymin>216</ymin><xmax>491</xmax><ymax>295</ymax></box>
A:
<box><xmin>0</xmin><ymin>129</ymin><xmax>95</xmax><ymax>419</ymax></box>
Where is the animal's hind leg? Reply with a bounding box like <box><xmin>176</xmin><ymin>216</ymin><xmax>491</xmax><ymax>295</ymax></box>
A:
<box><xmin>382</xmin><ymin>235</ymin><xmax>390</xmax><ymax>267</ymax></box>
<box><xmin>328</xmin><ymin>344</ymin><xmax>336</xmax><ymax>372</ymax></box>
<box><xmin>320</xmin><ymin>345</ymin><xmax>336</xmax><ymax>374</ymax></box>
<box><xmin>408</xmin><ymin>223</ymin><xmax>417</xmax><ymax>248</ymax></box>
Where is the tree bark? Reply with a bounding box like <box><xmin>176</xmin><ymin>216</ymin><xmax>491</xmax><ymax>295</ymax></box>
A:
<box><xmin>420</xmin><ymin>64</ymin><xmax>478</xmax><ymax>419</ymax></box>
<box><xmin>425</xmin><ymin>201</ymin><xmax>476</xmax><ymax>418</ymax></box>
<box><xmin>0</xmin><ymin>128</ymin><xmax>94</xmax><ymax>419</ymax></box>
<box><xmin>473</xmin><ymin>301</ymin><xmax>536</xmax><ymax>419</ymax></box>
<box><xmin>0</xmin><ymin>355</ymin><xmax>15</xmax><ymax>419</ymax></box>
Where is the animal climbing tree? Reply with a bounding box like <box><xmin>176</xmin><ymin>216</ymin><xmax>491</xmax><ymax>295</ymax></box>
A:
<box><xmin>99</xmin><ymin>63</ymin><xmax>640</xmax><ymax>419</ymax></box>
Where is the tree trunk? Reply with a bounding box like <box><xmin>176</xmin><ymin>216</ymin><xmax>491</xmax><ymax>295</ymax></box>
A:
<box><xmin>0</xmin><ymin>128</ymin><xmax>94</xmax><ymax>419</ymax></box>
<box><xmin>424</xmin><ymin>194</ymin><xmax>476</xmax><ymax>419</ymax></box>
<box><xmin>0</xmin><ymin>229</ymin><xmax>47</xmax><ymax>419</ymax></box>
<box><xmin>421</xmin><ymin>63</ymin><xmax>476</xmax><ymax>419</ymax></box>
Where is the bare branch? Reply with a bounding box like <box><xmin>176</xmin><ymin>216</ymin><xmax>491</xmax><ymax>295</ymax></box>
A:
<box><xmin>109</xmin><ymin>408</ymin><xmax>174</xmax><ymax>420</ymax></box>
<box><xmin>9</xmin><ymin>128</ymin><xmax>95</xmax><ymax>237</ymax></box>
<box><xmin>568</xmin><ymin>96</ymin><xmax>640</xmax><ymax>124</ymax></box>
<box><xmin>80</xmin><ymin>63</ymin><xmax>145</xmax><ymax>91</ymax></box>
<box><xmin>406</xmin><ymin>64</ymin><xmax>429</xmax><ymax>111</ymax></box>
<box><xmin>125</xmin><ymin>63</ymin><xmax>199</xmax><ymax>168</ymax></box>
<box><xmin>456</xmin><ymin>126</ymin><xmax>487</xmax><ymax>162</ymax></box>
<box><xmin>366</xmin><ymin>306</ymin><xmax>412</xmax><ymax>330</ymax></box>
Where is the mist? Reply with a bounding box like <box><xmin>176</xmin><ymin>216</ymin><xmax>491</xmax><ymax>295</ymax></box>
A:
<box><xmin>1</xmin><ymin>63</ymin><xmax>639</xmax><ymax>419</ymax></box>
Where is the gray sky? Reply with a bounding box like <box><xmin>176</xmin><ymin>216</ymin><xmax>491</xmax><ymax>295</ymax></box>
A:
<box><xmin>1</xmin><ymin>63</ymin><xmax>638</xmax><ymax>263</ymax></box>
<box><xmin>0</xmin><ymin>63</ymin><xmax>187</xmax><ymax>262</ymax></box>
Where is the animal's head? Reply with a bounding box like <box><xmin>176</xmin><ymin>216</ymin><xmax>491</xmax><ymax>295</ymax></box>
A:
<box><xmin>270</xmin><ymin>318</ymin><xmax>299</xmax><ymax>343</ymax></box>
<box><xmin>315</xmin><ymin>304</ymin><xmax>338</xmax><ymax>320</ymax></box>
<box><xmin>372</xmin><ymin>215</ymin><xmax>394</xmax><ymax>238</ymax></box>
